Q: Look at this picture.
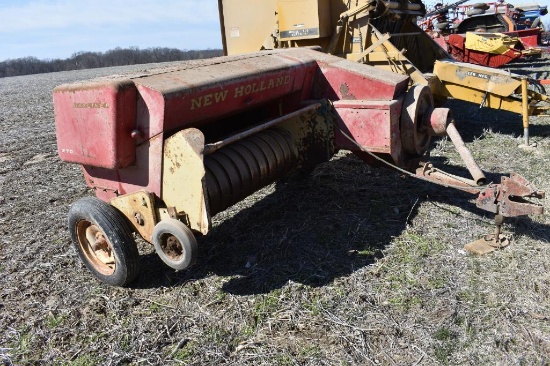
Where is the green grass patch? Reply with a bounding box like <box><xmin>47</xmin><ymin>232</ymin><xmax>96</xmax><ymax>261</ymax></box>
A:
<box><xmin>45</xmin><ymin>313</ymin><xmax>66</xmax><ymax>328</ymax></box>
<box><xmin>173</xmin><ymin>341</ymin><xmax>195</xmax><ymax>362</ymax></box>
<box><xmin>253</xmin><ymin>289</ymin><xmax>282</xmax><ymax>325</ymax></box>
<box><xmin>432</xmin><ymin>326</ymin><xmax>458</xmax><ymax>365</ymax></box>
<box><xmin>64</xmin><ymin>355</ymin><xmax>99</xmax><ymax>366</ymax></box>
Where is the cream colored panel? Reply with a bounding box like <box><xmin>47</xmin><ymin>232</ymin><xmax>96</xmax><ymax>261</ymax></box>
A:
<box><xmin>162</xmin><ymin>128</ymin><xmax>209</xmax><ymax>235</ymax></box>
<box><xmin>220</xmin><ymin>0</ymin><xmax>277</xmax><ymax>55</ymax></box>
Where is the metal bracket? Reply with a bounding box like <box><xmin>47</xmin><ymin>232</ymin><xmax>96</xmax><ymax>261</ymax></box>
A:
<box><xmin>476</xmin><ymin>173</ymin><xmax>544</xmax><ymax>217</ymax></box>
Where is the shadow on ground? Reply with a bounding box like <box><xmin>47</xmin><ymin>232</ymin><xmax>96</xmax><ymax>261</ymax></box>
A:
<box><xmin>133</xmin><ymin>150</ymin><xmax>549</xmax><ymax>294</ymax></box>
<box><xmin>444</xmin><ymin>97</ymin><xmax>550</xmax><ymax>143</ymax></box>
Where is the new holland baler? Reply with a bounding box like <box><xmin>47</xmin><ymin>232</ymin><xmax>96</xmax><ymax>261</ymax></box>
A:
<box><xmin>54</xmin><ymin>48</ymin><xmax>543</xmax><ymax>286</ymax></box>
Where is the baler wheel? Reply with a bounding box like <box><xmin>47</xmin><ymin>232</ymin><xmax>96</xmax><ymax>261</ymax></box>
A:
<box><xmin>152</xmin><ymin>219</ymin><xmax>198</xmax><ymax>271</ymax></box>
<box><xmin>68</xmin><ymin>197</ymin><xmax>140</xmax><ymax>287</ymax></box>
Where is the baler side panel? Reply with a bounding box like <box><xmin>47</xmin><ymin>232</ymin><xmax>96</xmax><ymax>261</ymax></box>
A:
<box><xmin>132</xmin><ymin>55</ymin><xmax>320</xmax><ymax>139</ymax></box>
<box><xmin>82</xmin><ymin>136</ymin><xmax>164</xmax><ymax>201</ymax></box>
<box><xmin>61</xmin><ymin>49</ymin><xmax>411</xmax><ymax>205</ymax></box>
<box><xmin>333</xmin><ymin>100</ymin><xmax>402</xmax><ymax>155</ymax></box>
<box><xmin>53</xmin><ymin>80</ymin><xmax>137</xmax><ymax>169</ymax></box>
<box><xmin>73</xmin><ymin>49</ymin><xmax>328</xmax><ymax>201</ymax></box>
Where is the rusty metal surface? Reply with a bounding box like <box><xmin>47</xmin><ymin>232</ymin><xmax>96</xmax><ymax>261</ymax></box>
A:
<box><xmin>445</xmin><ymin>122</ymin><xmax>486</xmax><ymax>185</ymax></box>
<box><xmin>313</xmin><ymin>54</ymin><xmax>410</xmax><ymax>101</ymax></box>
<box><xmin>333</xmin><ymin>99</ymin><xmax>400</xmax><ymax>157</ymax></box>
<box><xmin>132</xmin><ymin>47</ymin><xmax>409</xmax><ymax>141</ymax></box>
<box><xmin>464</xmin><ymin>234</ymin><xmax>510</xmax><ymax>255</ymax></box>
<box><xmin>203</xmin><ymin>103</ymin><xmax>321</xmax><ymax>155</ymax></box>
<box><xmin>133</xmin><ymin>52</ymin><xmax>315</xmax><ymax>139</ymax></box>
<box><xmin>400</xmin><ymin>85</ymin><xmax>433</xmax><ymax>156</ymax></box>
<box><xmin>476</xmin><ymin>173</ymin><xmax>545</xmax><ymax>217</ymax></box>
<box><xmin>82</xmin><ymin>133</ymin><xmax>164</xmax><ymax>201</ymax></box>
<box><xmin>277</xmin><ymin>101</ymin><xmax>333</xmax><ymax>171</ymax></box>
<box><xmin>416</xmin><ymin>163</ymin><xmax>481</xmax><ymax>191</ymax></box>
<box><xmin>415</xmin><ymin>163</ymin><xmax>544</xmax><ymax>218</ymax></box>
<box><xmin>57</xmin><ymin>47</ymin><xmax>413</xmax><ymax>206</ymax></box>
<box><xmin>76</xmin><ymin>222</ymin><xmax>116</xmax><ymax>275</ymax></box>
<box><xmin>110</xmin><ymin>191</ymin><xmax>158</xmax><ymax>242</ymax></box>
<box><xmin>427</xmin><ymin>107</ymin><xmax>452</xmax><ymax>136</ymax></box>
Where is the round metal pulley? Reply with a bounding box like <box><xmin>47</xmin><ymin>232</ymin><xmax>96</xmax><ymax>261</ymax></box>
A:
<box><xmin>152</xmin><ymin>218</ymin><xmax>198</xmax><ymax>271</ymax></box>
<box><xmin>400</xmin><ymin>85</ymin><xmax>434</xmax><ymax>156</ymax></box>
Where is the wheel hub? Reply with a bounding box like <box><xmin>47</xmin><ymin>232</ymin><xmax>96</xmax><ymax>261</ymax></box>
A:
<box><xmin>77</xmin><ymin>221</ymin><xmax>116</xmax><ymax>275</ymax></box>
<box><xmin>162</xmin><ymin>235</ymin><xmax>184</xmax><ymax>260</ymax></box>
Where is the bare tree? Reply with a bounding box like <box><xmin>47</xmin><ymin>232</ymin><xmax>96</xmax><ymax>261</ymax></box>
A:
<box><xmin>0</xmin><ymin>47</ymin><xmax>223</xmax><ymax>78</ymax></box>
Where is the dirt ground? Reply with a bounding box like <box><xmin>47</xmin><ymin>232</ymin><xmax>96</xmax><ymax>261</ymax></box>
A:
<box><xmin>1</xmin><ymin>54</ymin><xmax>549</xmax><ymax>365</ymax></box>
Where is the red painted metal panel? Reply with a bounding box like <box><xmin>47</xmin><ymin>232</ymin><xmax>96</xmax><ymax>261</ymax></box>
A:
<box><xmin>313</xmin><ymin>59</ymin><xmax>409</xmax><ymax>101</ymax></box>
<box><xmin>446</xmin><ymin>34</ymin><xmax>523</xmax><ymax>68</ymax></box>
<box><xmin>53</xmin><ymin>80</ymin><xmax>137</xmax><ymax>169</ymax></box>
<box><xmin>81</xmin><ymin>134</ymin><xmax>164</xmax><ymax>200</ymax></box>
<box><xmin>132</xmin><ymin>56</ymin><xmax>317</xmax><ymax>139</ymax></box>
<box><xmin>333</xmin><ymin>100</ymin><xmax>402</xmax><ymax>157</ymax></box>
<box><xmin>503</xmin><ymin>28</ymin><xmax>541</xmax><ymax>48</ymax></box>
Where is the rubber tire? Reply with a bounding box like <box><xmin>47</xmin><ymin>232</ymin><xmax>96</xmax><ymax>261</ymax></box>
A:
<box><xmin>152</xmin><ymin>219</ymin><xmax>198</xmax><ymax>271</ymax></box>
<box><xmin>68</xmin><ymin>197</ymin><xmax>140</xmax><ymax>286</ymax></box>
<box><xmin>472</xmin><ymin>3</ymin><xmax>490</xmax><ymax>10</ymax></box>
<box><xmin>466</xmin><ymin>8</ymin><xmax>485</xmax><ymax>16</ymax></box>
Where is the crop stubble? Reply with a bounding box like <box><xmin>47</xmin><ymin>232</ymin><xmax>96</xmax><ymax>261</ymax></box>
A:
<box><xmin>1</xmin><ymin>57</ymin><xmax>549</xmax><ymax>365</ymax></box>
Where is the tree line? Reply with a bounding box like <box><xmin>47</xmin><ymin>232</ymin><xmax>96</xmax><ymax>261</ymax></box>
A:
<box><xmin>0</xmin><ymin>47</ymin><xmax>223</xmax><ymax>78</ymax></box>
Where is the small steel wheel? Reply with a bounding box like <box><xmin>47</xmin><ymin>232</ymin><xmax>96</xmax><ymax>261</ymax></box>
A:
<box><xmin>68</xmin><ymin>197</ymin><xmax>140</xmax><ymax>286</ymax></box>
<box><xmin>152</xmin><ymin>219</ymin><xmax>198</xmax><ymax>271</ymax></box>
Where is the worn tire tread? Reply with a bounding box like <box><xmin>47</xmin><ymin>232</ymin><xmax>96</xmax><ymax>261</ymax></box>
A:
<box><xmin>68</xmin><ymin>197</ymin><xmax>140</xmax><ymax>286</ymax></box>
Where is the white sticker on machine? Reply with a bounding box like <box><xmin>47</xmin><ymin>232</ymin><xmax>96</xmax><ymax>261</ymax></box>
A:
<box><xmin>230</xmin><ymin>27</ymin><xmax>240</xmax><ymax>38</ymax></box>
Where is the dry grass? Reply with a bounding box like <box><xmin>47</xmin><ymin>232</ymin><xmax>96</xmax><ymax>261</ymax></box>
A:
<box><xmin>1</xmin><ymin>55</ymin><xmax>549</xmax><ymax>365</ymax></box>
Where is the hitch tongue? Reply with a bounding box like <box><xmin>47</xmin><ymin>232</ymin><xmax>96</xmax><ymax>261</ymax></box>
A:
<box><xmin>416</xmin><ymin>162</ymin><xmax>544</xmax><ymax>254</ymax></box>
<box><xmin>445</xmin><ymin>122</ymin><xmax>486</xmax><ymax>185</ymax></box>
<box><xmin>427</xmin><ymin>109</ymin><xmax>486</xmax><ymax>185</ymax></box>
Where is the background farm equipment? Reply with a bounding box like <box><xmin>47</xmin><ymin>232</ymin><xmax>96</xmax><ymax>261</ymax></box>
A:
<box><xmin>422</xmin><ymin>1</ymin><xmax>544</xmax><ymax>66</ymax></box>
<box><xmin>444</xmin><ymin>31</ymin><xmax>539</xmax><ymax>68</ymax></box>
<box><xmin>425</xmin><ymin>1</ymin><xmax>547</xmax><ymax>35</ymax></box>
<box><xmin>54</xmin><ymin>45</ymin><xmax>543</xmax><ymax>286</ymax></box>
<box><xmin>218</xmin><ymin>0</ymin><xmax>550</xmax><ymax>145</ymax></box>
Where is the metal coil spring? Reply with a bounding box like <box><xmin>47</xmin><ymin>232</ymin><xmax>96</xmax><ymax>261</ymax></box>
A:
<box><xmin>204</xmin><ymin>128</ymin><xmax>298</xmax><ymax>216</ymax></box>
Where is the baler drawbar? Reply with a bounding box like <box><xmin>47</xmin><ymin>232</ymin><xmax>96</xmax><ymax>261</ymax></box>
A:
<box><xmin>54</xmin><ymin>48</ymin><xmax>543</xmax><ymax>286</ymax></box>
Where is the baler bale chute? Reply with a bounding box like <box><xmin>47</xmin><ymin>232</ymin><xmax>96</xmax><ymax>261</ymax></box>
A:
<box><xmin>218</xmin><ymin>0</ymin><xmax>550</xmax><ymax>146</ymax></box>
<box><xmin>54</xmin><ymin>48</ymin><xmax>543</xmax><ymax>286</ymax></box>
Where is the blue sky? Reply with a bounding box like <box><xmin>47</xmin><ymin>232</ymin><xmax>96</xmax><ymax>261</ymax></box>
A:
<box><xmin>1</xmin><ymin>0</ymin><xmax>549</xmax><ymax>62</ymax></box>
<box><xmin>0</xmin><ymin>0</ymin><xmax>222</xmax><ymax>61</ymax></box>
